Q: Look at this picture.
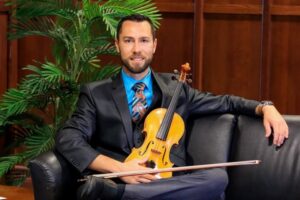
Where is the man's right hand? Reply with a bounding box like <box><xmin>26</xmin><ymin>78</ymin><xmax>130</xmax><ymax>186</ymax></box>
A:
<box><xmin>119</xmin><ymin>158</ymin><xmax>159</xmax><ymax>184</ymax></box>
<box><xmin>89</xmin><ymin>155</ymin><xmax>158</xmax><ymax>184</ymax></box>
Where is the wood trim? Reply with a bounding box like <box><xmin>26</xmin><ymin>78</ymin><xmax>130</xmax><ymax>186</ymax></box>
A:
<box><xmin>8</xmin><ymin>40</ymin><xmax>18</xmax><ymax>88</ymax></box>
<box><xmin>0</xmin><ymin>1</ymin><xmax>9</xmax><ymax>12</ymax></box>
<box><xmin>1</xmin><ymin>0</ymin><xmax>18</xmax><ymax>88</ymax></box>
<box><xmin>0</xmin><ymin>14</ymin><xmax>8</xmax><ymax>94</ymax></box>
<box><xmin>155</xmin><ymin>2</ymin><xmax>193</xmax><ymax>13</ymax></box>
<box><xmin>7</xmin><ymin>5</ymin><xmax>19</xmax><ymax>87</ymax></box>
<box><xmin>203</xmin><ymin>3</ymin><xmax>262</xmax><ymax>15</ymax></box>
<box><xmin>193</xmin><ymin>0</ymin><xmax>204</xmax><ymax>90</ymax></box>
<box><xmin>271</xmin><ymin>5</ymin><xmax>300</xmax><ymax>16</ymax></box>
<box><xmin>201</xmin><ymin>3</ymin><xmax>300</xmax><ymax>16</ymax></box>
<box><xmin>260</xmin><ymin>0</ymin><xmax>272</xmax><ymax>100</ymax></box>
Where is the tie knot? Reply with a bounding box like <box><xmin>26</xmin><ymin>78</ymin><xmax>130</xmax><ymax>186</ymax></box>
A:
<box><xmin>132</xmin><ymin>82</ymin><xmax>146</xmax><ymax>92</ymax></box>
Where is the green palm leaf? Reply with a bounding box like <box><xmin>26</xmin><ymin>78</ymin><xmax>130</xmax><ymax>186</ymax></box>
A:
<box><xmin>83</xmin><ymin>0</ymin><xmax>161</xmax><ymax>36</ymax></box>
<box><xmin>80</xmin><ymin>43</ymin><xmax>118</xmax><ymax>65</ymax></box>
<box><xmin>0</xmin><ymin>155</ymin><xmax>23</xmax><ymax>177</ymax></box>
<box><xmin>9</xmin><ymin>16</ymin><xmax>56</xmax><ymax>40</ymax></box>
<box><xmin>1</xmin><ymin>0</ymin><xmax>161</xmax><ymax>185</ymax></box>
<box><xmin>0</xmin><ymin>125</ymin><xmax>54</xmax><ymax>178</ymax></box>
<box><xmin>24</xmin><ymin>126</ymin><xmax>55</xmax><ymax>158</ymax></box>
<box><xmin>0</xmin><ymin>89</ymin><xmax>28</xmax><ymax>116</ymax></box>
<box><xmin>21</xmin><ymin>62</ymin><xmax>71</xmax><ymax>94</ymax></box>
<box><xmin>6</xmin><ymin>0</ymin><xmax>77</xmax><ymax>20</ymax></box>
<box><xmin>94</xmin><ymin>64</ymin><xmax>121</xmax><ymax>81</ymax></box>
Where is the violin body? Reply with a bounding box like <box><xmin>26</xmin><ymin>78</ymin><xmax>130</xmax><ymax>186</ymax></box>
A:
<box><xmin>125</xmin><ymin>63</ymin><xmax>190</xmax><ymax>179</ymax></box>
<box><xmin>125</xmin><ymin>108</ymin><xmax>185</xmax><ymax>178</ymax></box>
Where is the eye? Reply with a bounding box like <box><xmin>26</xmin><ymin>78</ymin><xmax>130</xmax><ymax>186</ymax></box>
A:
<box><xmin>124</xmin><ymin>38</ymin><xmax>133</xmax><ymax>43</ymax></box>
<box><xmin>141</xmin><ymin>38</ymin><xmax>150</xmax><ymax>43</ymax></box>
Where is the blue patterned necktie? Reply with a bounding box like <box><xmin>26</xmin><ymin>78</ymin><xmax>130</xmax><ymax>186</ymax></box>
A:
<box><xmin>131</xmin><ymin>82</ymin><xmax>148</xmax><ymax>122</ymax></box>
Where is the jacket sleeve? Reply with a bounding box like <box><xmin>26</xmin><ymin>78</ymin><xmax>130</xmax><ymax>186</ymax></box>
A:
<box><xmin>55</xmin><ymin>85</ymin><xmax>100</xmax><ymax>173</ymax></box>
<box><xmin>185</xmin><ymin>85</ymin><xmax>260</xmax><ymax>117</ymax></box>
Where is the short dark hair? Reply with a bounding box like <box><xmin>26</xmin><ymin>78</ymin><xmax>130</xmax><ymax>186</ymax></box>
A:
<box><xmin>116</xmin><ymin>14</ymin><xmax>156</xmax><ymax>39</ymax></box>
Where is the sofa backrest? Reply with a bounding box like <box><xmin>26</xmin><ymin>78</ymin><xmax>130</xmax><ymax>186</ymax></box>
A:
<box><xmin>186</xmin><ymin>114</ymin><xmax>236</xmax><ymax>165</ymax></box>
<box><xmin>186</xmin><ymin>114</ymin><xmax>300</xmax><ymax>200</ymax></box>
<box><xmin>227</xmin><ymin>115</ymin><xmax>300</xmax><ymax>200</ymax></box>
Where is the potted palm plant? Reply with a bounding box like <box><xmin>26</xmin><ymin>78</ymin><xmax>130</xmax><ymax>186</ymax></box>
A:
<box><xmin>0</xmin><ymin>0</ymin><xmax>161</xmax><ymax>185</ymax></box>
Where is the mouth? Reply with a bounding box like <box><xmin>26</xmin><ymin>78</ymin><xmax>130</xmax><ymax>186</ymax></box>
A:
<box><xmin>130</xmin><ymin>55</ymin><xmax>144</xmax><ymax>62</ymax></box>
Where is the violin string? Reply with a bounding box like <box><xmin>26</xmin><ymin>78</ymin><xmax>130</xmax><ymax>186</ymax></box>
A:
<box><xmin>153</xmin><ymin>82</ymin><xmax>184</xmax><ymax>168</ymax></box>
<box><xmin>148</xmin><ymin>69</ymin><xmax>187</xmax><ymax>172</ymax></box>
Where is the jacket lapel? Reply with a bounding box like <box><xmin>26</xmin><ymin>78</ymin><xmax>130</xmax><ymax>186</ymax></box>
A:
<box><xmin>110</xmin><ymin>71</ymin><xmax>173</xmax><ymax>150</ymax></box>
<box><xmin>111</xmin><ymin>74</ymin><xmax>134</xmax><ymax>149</ymax></box>
<box><xmin>152</xmin><ymin>71</ymin><xmax>173</xmax><ymax>108</ymax></box>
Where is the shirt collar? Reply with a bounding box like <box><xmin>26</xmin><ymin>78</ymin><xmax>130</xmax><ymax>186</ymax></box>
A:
<box><xmin>121</xmin><ymin>67</ymin><xmax>152</xmax><ymax>91</ymax></box>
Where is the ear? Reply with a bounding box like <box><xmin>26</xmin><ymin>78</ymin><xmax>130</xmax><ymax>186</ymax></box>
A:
<box><xmin>153</xmin><ymin>38</ymin><xmax>157</xmax><ymax>54</ymax></box>
<box><xmin>115</xmin><ymin>39</ymin><xmax>120</xmax><ymax>53</ymax></box>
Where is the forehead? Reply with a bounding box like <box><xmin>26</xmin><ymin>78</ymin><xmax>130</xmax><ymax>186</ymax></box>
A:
<box><xmin>119</xmin><ymin>21</ymin><xmax>153</xmax><ymax>38</ymax></box>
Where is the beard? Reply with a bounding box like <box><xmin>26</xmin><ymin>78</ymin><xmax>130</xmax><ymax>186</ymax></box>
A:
<box><xmin>121</xmin><ymin>54</ymin><xmax>153</xmax><ymax>74</ymax></box>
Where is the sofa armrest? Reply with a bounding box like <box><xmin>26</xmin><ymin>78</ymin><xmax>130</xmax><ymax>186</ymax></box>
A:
<box><xmin>227</xmin><ymin>115</ymin><xmax>300</xmax><ymax>200</ymax></box>
<box><xmin>29</xmin><ymin>150</ymin><xmax>79</xmax><ymax>200</ymax></box>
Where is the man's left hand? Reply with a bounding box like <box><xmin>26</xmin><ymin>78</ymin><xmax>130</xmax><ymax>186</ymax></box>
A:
<box><xmin>261</xmin><ymin>105</ymin><xmax>289</xmax><ymax>146</ymax></box>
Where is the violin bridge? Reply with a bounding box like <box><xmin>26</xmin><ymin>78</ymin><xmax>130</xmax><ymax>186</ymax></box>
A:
<box><xmin>151</xmin><ymin>149</ymin><xmax>162</xmax><ymax>155</ymax></box>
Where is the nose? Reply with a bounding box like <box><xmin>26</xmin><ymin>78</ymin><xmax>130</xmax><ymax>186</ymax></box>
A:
<box><xmin>132</xmin><ymin>41</ymin><xmax>141</xmax><ymax>53</ymax></box>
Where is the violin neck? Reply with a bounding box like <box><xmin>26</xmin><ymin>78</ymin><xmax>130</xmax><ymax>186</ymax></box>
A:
<box><xmin>156</xmin><ymin>82</ymin><xmax>183</xmax><ymax>140</ymax></box>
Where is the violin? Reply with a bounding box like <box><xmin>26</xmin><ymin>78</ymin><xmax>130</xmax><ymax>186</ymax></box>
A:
<box><xmin>125</xmin><ymin>63</ymin><xmax>191</xmax><ymax>178</ymax></box>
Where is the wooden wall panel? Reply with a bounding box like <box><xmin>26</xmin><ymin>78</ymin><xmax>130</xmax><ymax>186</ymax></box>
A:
<box><xmin>2</xmin><ymin>0</ymin><xmax>300</xmax><ymax>114</ymax></box>
<box><xmin>0</xmin><ymin>14</ymin><xmax>8</xmax><ymax>96</ymax></box>
<box><xmin>203</xmin><ymin>0</ymin><xmax>262</xmax><ymax>15</ymax></box>
<box><xmin>273</xmin><ymin>0</ymin><xmax>300</xmax><ymax>6</ymax></box>
<box><xmin>153</xmin><ymin>0</ymin><xmax>194</xmax><ymax>73</ymax></box>
<box><xmin>206</xmin><ymin>0</ymin><xmax>261</xmax><ymax>4</ymax></box>
<box><xmin>202</xmin><ymin>14</ymin><xmax>261</xmax><ymax>99</ymax></box>
<box><xmin>0</xmin><ymin>2</ymin><xmax>9</xmax><ymax>154</ymax></box>
<box><xmin>152</xmin><ymin>13</ymin><xmax>194</xmax><ymax>73</ymax></box>
<box><xmin>270</xmin><ymin>16</ymin><xmax>300</xmax><ymax>114</ymax></box>
<box><xmin>259</xmin><ymin>0</ymin><xmax>300</xmax><ymax>114</ymax></box>
<box><xmin>1</xmin><ymin>2</ymin><xmax>18</xmax><ymax>89</ymax></box>
<box><xmin>17</xmin><ymin>37</ymin><xmax>53</xmax><ymax>78</ymax></box>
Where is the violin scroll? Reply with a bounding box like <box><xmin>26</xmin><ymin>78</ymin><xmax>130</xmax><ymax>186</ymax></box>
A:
<box><xmin>172</xmin><ymin>62</ymin><xmax>192</xmax><ymax>83</ymax></box>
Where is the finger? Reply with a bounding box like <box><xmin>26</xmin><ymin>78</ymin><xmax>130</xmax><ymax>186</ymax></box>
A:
<box><xmin>131</xmin><ymin>180</ymin><xmax>140</xmax><ymax>184</ymax></box>
<box><xmin>137</xmin><ymin>177</ymin><xmax>152</xmax><ymax>183</ymax></box>
<box><xmin>274</xmin><ymin>133</ymin><xmax>280</xmax><ymax>146</ymax></box>
<box><xmin>276</xmin><ymin>134</ymin><xmax>285</xmax><ymax>146</ymax></box>
<box><xmin>284</xmin><ymin>123</ymin><xmax>289</xmax><ymax>139</ymax></box>
<box><xmin>263</xmin><ymin>120</ymin><xmax>272</xmax><ymax>137</ymax></box>
<box><xmin>122</xmin><ymin>177</ymin><xmax>140</xmax><ymax>185</ymax></box>
<box><xmin>138</xmin><ymin>156</ymin><xmax>150</xmax><ymax>165</ymax></box>
<box><xmin>271</xmin><ymin>124</ymin><xmax>280</xmax><ymax>145</ymax></box>
<box><xmin>142</xmin><ymin>173</ymin><xmax>157</xmax><ymax>181</ymax></box>
<box><xmin>276</xmin><ymin>122</ymin><xmax>288</xmax><ymax>145</ymax></box>
<box><xmin>130</xmin><ymin>177</ymin><xmax>144</xmax><ymax>184</ymax></box>
<box><xmin>279</xmin><ymin>134</ymin><xmax>285</xmax><ymax>145</ymax></box>
<box><xmin>274</xmin><ymin>128</ymin><xmax>286</xmax><ymax>146</ymax></box>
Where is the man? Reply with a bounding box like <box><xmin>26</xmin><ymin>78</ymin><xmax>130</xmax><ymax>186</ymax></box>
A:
<box><xmin>55</xmin><ymin>14</ymin><xmax>288</xmax><ymax>200</ymax></box>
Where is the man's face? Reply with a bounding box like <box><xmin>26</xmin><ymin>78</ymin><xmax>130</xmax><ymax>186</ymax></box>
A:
<box><xmin>115</xmin><ymin>21</ymin><xmax>157</xmax><ymax>79</ymax></box>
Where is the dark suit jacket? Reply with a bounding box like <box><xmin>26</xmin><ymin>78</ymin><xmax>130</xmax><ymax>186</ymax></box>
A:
<box><xmin>55</xmin><ymin>71</ymin><xmax>259</xmax><ymax>173</ymax></box>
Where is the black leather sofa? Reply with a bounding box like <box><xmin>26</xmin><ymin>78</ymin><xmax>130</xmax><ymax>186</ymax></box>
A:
<box><xmin>29</xmin><ymin>114</ymin><xmax>300</xmax><ymax>200</ymax></box>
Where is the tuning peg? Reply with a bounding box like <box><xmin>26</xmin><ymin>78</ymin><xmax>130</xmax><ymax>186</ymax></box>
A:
<box><xmin>171</xmin><ymin>76</ymin><xmax>178</xmax><ymax>81</ymax></box>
